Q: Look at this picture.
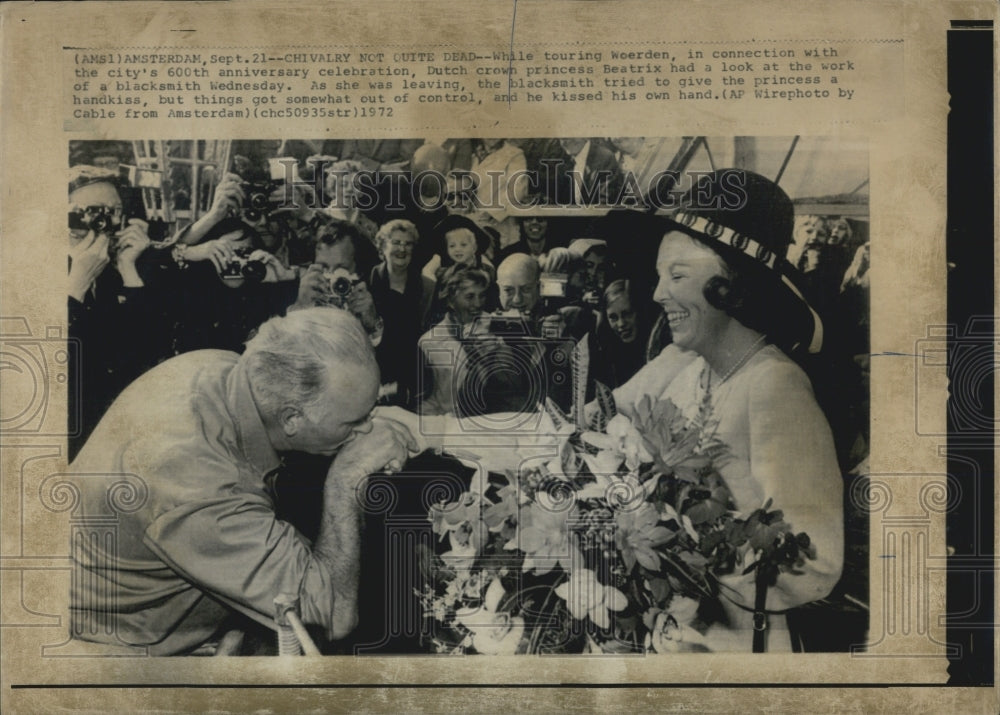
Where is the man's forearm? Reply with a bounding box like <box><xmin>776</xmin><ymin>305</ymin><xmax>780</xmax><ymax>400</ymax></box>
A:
<box><xmin>311</xmin><ymin>473</ymin><xmax>364</xmax><ymax>640</ymax></box>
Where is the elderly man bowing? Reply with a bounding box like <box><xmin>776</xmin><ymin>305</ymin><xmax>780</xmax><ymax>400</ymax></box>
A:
<box><xmin>68</xmin><ymin>308</ymin><xmax>422</xmax><ymax>655</ymax></box>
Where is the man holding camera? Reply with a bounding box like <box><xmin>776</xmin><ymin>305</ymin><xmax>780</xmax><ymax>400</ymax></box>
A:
<box><xmin>67</xmin><ymin>166</ymin><xmax>173</xmax><ymax>458</ymax></box>
<box><xmin>69</xmin><ymin>308</ymin><xmax>423</xmax><ymax>655</ymax></box>
<box><xmin>495</xmin><ymin>252</ymin><xmax>595</xmax><ymax>341</ymax></box>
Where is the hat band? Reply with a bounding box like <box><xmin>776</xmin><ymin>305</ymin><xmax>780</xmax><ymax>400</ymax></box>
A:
<box><xmin>674</xmin><ymin>211</ymin><xmax>780</xmax><ymax>270</ymax></box>
<box><xmin>675</xmin><ymin>210</ymin><xmax>823</xmax><ymax>354</ymax></box>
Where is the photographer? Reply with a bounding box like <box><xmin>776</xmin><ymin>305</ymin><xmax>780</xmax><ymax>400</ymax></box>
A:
<box><xmin>292</xmin><ymin>221</ymin><xmax>383</xmax><ymax>338</ymax></box>
<box><xmin>170</xmin><ymin>217</ymin><xmax>301</xmax><ymax>355</ymax></box>
<box><xmin>176</xmin><ymin>169</ymin><xmax>317</xmax><ymax>270</ymax></box>
<box><xmin>67</xmin><ymin>166</ymin><xmax>174</xmax><ymax>458</ymax></box>
<box><xmin>291</xmin><ymin>220</ymin><xmax>419</xmax><ymax>404</ymax></box>
<box><xmin>495</xmin><ymin>253</ymin><xmax>596</xmax><ymax>342</ymax></box>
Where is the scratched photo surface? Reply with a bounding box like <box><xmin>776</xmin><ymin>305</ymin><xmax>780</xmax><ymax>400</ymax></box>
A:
<box><xmin>1</xmin><ymin>1</ymin><xmax>996</xmax><ymax>713</ymax></box>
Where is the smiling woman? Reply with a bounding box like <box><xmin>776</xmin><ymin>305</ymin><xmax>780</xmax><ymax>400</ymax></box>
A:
<box><xmin>612</xmin><ymin>169</ymin><xmax>843</xmax><ymax>652</ymax></box>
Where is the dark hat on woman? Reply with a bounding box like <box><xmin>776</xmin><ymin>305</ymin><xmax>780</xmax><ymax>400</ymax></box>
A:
<box><xmin>664</xmin><ymin>169</ymin><xmax>823</xmax><ymax>353</ymax></box>
<box><xmin>431</xmin><ymin>213</ymin><xmax>493</xmax><ymax>256</ymax></box>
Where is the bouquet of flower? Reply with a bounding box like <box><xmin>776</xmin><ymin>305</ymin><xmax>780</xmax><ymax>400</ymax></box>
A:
<box><xmin>416</xmin><ymin>383</ymin><xmax>816</xmax><ymax>654</ymax></box>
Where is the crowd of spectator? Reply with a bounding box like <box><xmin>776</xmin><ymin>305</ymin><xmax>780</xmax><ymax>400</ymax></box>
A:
<box><xmin>67</xmin><ymin>139</ymin><xmax>870</xmax><ymax>475</ymax></box>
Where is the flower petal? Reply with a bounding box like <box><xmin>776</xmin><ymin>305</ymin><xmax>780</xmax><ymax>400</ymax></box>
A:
<box><xmin>604</xmin><ymin>585</ymin><xmax>629</xmax><ymax>612</ymax></box>
<box><xmin>634</xmin><ymin>547</ymin><xmax>661</xmax><ymax>571</ymax></box>
<box><xmin>590</xmin><ymin>605</ymin><xmax>610</xmax><ymax>630</ymax></box>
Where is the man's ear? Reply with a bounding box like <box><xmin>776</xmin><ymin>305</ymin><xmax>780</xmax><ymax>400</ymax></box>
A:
<box><xmin>278</xmin><ymin>405</ymin><xmax>303</xmax><ymax>437</ymax></box>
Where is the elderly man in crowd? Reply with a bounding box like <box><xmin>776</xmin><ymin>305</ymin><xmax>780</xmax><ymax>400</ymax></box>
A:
<box><xmin>495</xmin><ymin>253</ymin><xmax>595</xmax><ymax>341</ymax></box>
<box><xmin>68</xmin><ymin>308</ymin><xmax>421</xmax><ymax>655</ymax></box>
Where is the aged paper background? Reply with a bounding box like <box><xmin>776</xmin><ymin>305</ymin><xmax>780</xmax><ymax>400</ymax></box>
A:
<box><xmin>1</xmin><ymin>0</ymin><xmax>997</xmax><ymax>712</ymax></box>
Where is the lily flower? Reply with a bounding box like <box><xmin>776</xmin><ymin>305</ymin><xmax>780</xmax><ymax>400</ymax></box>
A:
<box><xmin>504</xmin><ymin>501</ymin><xmax>580</xmax><ymax>575</ymax></box>
<box><xmin>554</xmin><ymin>568</ymin><xmax>628</xmax><ymax>630</ymax></box>
<box><xmin>643</xmin><ymin>596</ymin><xmax>707</xmax><ymax>653</ymax></box>
<box><xmin>615</xmin><ymin>502</ymin><xmax>674</xmax><ymax>571</ymax></box>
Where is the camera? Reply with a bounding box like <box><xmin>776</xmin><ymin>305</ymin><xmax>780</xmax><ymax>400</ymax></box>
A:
<box><xmin>219</xmin><ymin>248</ymin><xmax>268</xmax><ymax>282</ymax></box>
<box><xmin>539</xmin><ymin>272</ymin><xmax>568</xmax><ymax>299</ymax></box>
<box><xmin>329</xmin><ymin>273</ymin><xmax>359</xmax><ymax>298</ymax></box>
<box><xmin>239</xmin><ymin>181</ymin><xmax>281</xmax><ymax>222</ymax></box>
<box><xmin>68</xmin><ymin>206</ymin><xmax>124</xmax><ymax>235</ymax></box>
<box><xmin>317</xmin><ymin>267</ymin><xmax>363</xmax><ymax>308</ymax></box>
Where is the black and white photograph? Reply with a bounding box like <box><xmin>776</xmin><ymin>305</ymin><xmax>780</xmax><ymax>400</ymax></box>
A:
<box><xmin>2</xmin><ymin>1</ymin><xmax>996</xmax><ymax>710</ymax></box>
<box><xmin>65</xmin><ymin>136</ymin><xmax>871</xmax><ymax>656</ymax></box>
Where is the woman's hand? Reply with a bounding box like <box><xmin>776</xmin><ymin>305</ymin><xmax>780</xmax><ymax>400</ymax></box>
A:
<box><xmin>247</xmin><ymin>249</ymin><xmax>297</xmax><ymax>282</ymax></box>
<box><xmin>184</xmin><ymin>229</ymin><xmax>245</xmax><ymax>273</ymax></box>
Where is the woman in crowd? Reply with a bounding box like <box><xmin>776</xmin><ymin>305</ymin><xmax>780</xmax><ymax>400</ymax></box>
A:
<box><xmin>368</xmin><ymin>219</ymin><xmax>435</xmax><ymax>405</ymax></box>
<box><xmin>593</xmin><ymin>278</ymin><xmax>657</xmax><ymax>389</ymax></box>
<box><xmin>468</xmin><ymin>138</ymin><xmax>529</xmax><ymax>250</ymax></box>
<box><xmin>416</xmin><ymin>265</ymin><xmax>492</xmax><ymax>416</ymax></box>
<box><xmin>608</xmin><ymin>170</ymin><xmax>843</xmax><ymax>652</ymax></box>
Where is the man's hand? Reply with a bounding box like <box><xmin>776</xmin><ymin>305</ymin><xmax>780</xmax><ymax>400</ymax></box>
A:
<box><xmin>539</xmin><ymin>313</ymin><xmax>567</xmax><ymax>339</ymax></box>
<box><xmin>175</xmin><ymin>173</ymin><xmax>245</xmax><ymax>247</ymax></box>
<box><xmin>205</xmin><ymin>172</ymin><xmax>245</xmax><ymax>223</ymax></box>
<box><xmin>184</xmin><ymin>230</ymin><xmax>242</xmax><ymax>272</ymax></box>
<box><xmin>372</xmin><ymin>407</ymin><xmax>430</xmax><ymax>455</ymax></box>
<box><xmin>68</xmin><ymin>232</ymin><xmax>110</xmax><ymax>302</ymax></box>
<box><xmin>114</xmin><ymin>219</ymin><xmax>152</xmax><ymax>287</ymax></box>
<box><xmin>327</xmin><ymin>418</ymin><xmax>419</xmax><ymax>491</ymax></box>
<box><xmin>345</xmin><ymin>282</ymin><xmax>380</xmax><ymax>335</ymax></box>
<box><xmin>291</xmin><ymin>264</ymin><xmax>329</xmax><ymax>310</ymax></box>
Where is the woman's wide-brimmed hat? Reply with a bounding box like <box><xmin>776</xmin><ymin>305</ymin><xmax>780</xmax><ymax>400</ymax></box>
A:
<box><xmin>662</xmin><ymin>169</ymin><xmax>824</xmax><ymax>353</ymax></box>
<box><xmin>431</xmin><ymin>213</ymin><xmax>493</xmax><ymax>256</ymax></box>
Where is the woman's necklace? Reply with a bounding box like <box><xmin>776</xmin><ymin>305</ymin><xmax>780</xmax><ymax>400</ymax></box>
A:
<box><xmin>695</xmin><ymin>334</ymin><xmax>767</xmax><ymax>448</ymax></box>
<box><xmin>701</xmin><ymin>334</ymin><xmax>768</xmax><ymax>398</ymax></box>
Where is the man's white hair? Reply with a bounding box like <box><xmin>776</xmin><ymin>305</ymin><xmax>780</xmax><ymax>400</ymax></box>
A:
<box><xmin>243</xmin><ymin>308</ymin><xmax>377</xmax><ymax>417</ymax></box>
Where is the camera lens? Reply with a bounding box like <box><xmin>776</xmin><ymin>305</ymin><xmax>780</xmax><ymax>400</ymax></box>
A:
<box><xmin>249</xmin><ymin>192</ymin><xmax>269</xmax><ymax>210</ymax></box>
<box><xmin>89</xmin><ymin>214</ymin><xmax>112</xmax><ymax>233</ymax></box>
<box><xmin>332</xmin><ymin>276</ymin><xmax>353</xmax><ymax>296</ymax></box>
<box><xmin>243</xmin><ymin>207</ymin><xmax>263</xmax><ymax>223</ymax></box>
<box><xmin>240</xmin><ymin>259</ymin><xmax>267</xmax><ymax>283</ymax></box>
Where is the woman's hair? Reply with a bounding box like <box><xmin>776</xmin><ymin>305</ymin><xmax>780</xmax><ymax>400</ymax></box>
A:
<box><xmin>243</xmin><ymin>307</ymin><xmax>375</xmax><ymax>419</ymax></box>
<box><xmin>375</xmin><ymin>219</ymin><xmax>419</xmax><ymax>255</ymax></box>
<box><xmin>439</xmin><ymin>264</ymin><xmax>491</xmax><ymax>304</ymax></box>
<box><xmin>603</xmin><ymin>278</ymin><xmax>633</xmax><ymax>308</ymax></box>
<box><xmin>668</xmin><ymin>231</ymin><xmax>804</xmax><ymax>350</ymax></box>
<box><xmin>542</xmin><ymin>247</ymin><xmax>584</xmax><ymax>275</ymax></box>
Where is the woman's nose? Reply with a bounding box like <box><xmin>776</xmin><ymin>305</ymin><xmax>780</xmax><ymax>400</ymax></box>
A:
<box><xmin>652</xmin><ymin>278</ymin><xmax>670</xmax><ymax>305</ymax></box>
